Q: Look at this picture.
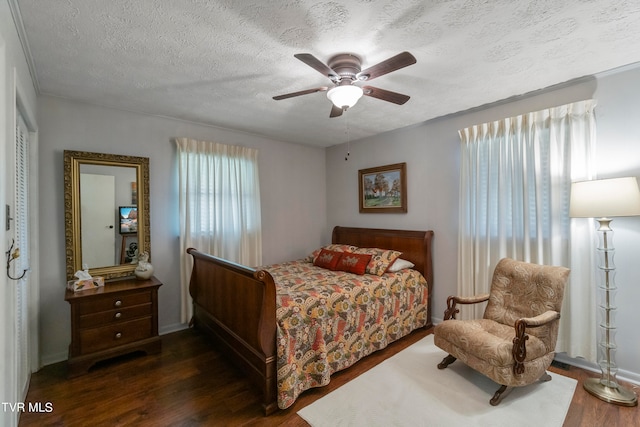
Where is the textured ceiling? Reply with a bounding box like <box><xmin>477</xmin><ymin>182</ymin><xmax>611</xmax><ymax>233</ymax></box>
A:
<box><xmin>15</xmin><ymin>0</ymin><xmax>640</xmax><ymax>147</ymax></box>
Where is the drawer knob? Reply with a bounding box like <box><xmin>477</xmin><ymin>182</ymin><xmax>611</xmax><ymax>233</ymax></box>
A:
<box><xmin>114</xmin><ymin>312</ymin><xmax>122</xmax><ymax>319</ymax></box>
<box><xmin>114</xmin><ymin>300</ymin><xmax>122</xmax><ymax>307</ymax></box>
<box><xmin>115</xmin><ymin>332</ymin><xmax>122</xmax><ymax>339</ymax></box>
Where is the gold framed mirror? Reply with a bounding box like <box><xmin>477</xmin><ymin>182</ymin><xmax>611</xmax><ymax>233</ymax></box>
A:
<box><xmin>64</xmin><ymin>150</ymin><xmax>150</xmax><ymax>280</ymax></box>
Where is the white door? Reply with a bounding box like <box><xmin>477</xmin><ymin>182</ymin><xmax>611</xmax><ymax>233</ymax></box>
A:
<box><xmin>13</xmin><ymin>111</ymin><xmax>31</xmax><ymax>410</ymax></box>
<box><xmin>2</xmin><ymin>106</ymin><xmax>38</xmax><ymax>427</ymax></box>
<box><xmin>80</xmin><ymin>173</ymin><xmax>116</xmax><ymax>268</ymax></box>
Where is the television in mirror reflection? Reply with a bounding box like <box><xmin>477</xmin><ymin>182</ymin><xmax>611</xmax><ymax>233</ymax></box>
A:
<box><xmin>119</xmin><ymin>206</ymin><xmax>138</xmax><ymax>234</ymax></box>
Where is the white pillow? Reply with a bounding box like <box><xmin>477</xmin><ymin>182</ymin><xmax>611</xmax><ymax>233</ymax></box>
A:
<box><xmin>386</xmin><ymin>258</ymin><xmax>415</xmax><ymax>272</ymax></box>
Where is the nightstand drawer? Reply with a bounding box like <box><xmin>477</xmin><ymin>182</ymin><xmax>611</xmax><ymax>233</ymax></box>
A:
<box><xmin>79</xmin><ymin>303</ymin><xmax>152</xmax><ymax>328</ymax></box>
<box><xmin>79</xmin><ymin>317</ymin><xmax>152</xmax><ymax>355</ymax></box>
<box><xmin>77</xmin><ymin>290</ymin><xmax>152</xmax><ymax>315</ymax></box>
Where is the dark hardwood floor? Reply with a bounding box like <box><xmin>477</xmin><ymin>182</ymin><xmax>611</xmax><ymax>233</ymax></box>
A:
<box><xmin>20</xmin><ymin>328</ymin><xmax>639</xmax><ymax>426</ymax></box>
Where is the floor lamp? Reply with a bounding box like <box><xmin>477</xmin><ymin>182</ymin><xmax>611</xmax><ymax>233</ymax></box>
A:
<box><xmin>570</xmin><ymin>177</ymin><xmax>640</xmax><ymax>407</ymax></box>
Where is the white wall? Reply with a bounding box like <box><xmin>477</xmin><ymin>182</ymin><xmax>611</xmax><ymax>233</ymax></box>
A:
<box><xmin>327</xmin><ymin>65</ymin><xmax>640</xmax><ymax>383</ymax></box>
<box><xmin>37</xmin><ymin>96</ymin><xmax>327</xmax><ymax>365</ymax></box>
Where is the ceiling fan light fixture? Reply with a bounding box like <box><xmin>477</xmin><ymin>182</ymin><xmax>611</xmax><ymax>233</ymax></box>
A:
<box><xmin>327</xmin><ymin>85</ymin><xmax>363</xmax><ymax>109</ymax></box>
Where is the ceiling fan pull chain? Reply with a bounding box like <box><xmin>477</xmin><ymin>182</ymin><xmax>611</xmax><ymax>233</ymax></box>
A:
<box><xmin>345</xmin><ymin>116</ymin><xmax>351</xmax><ymax>161</ymax></box>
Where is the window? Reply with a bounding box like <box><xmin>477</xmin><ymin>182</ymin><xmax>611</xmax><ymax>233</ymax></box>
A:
<box><xmin>176</xmin><ymin>137</ymin><xmax>262</xmax><ymax>323</ymax></box>
<box><xmin>457</xmin><ymin>100</ymin><xmax>597</xmax><ymax>360</ymax></box>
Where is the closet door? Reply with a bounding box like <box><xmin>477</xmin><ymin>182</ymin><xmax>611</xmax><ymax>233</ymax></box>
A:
<box><xmin>13</xmin><ymin>111</ymin><xmax>31</xmax><ymax>402</ymax></box>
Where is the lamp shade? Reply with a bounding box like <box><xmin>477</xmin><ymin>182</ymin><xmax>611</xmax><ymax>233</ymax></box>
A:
<box><xmin>327</xmin><ymin>85</ymin><xmax>363</xmax><ymax>109</ymax></box>
<box><xmin>570</xmin><ymin>177</ymin><xmax>640</xmax><ymax>218</ymax></box>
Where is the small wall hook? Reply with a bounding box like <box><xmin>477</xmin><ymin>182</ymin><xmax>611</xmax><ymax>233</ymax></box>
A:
<box><xmin>6</xmin><ymin>239</ymin><xmax>28</xmax><ymax>281</ymax></box>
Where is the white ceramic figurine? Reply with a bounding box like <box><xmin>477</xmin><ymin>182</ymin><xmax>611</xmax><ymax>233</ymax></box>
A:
<box><xmin>134</xmin><ymin>251</ymin><xmax>154</xmax><ymax>280</ymax></box>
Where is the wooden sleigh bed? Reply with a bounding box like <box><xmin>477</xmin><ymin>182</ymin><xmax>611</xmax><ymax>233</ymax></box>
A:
<box><xmin>187</xmin><ymin>226</ymin><xmax>434</xmax><ymax>415</ymax></box>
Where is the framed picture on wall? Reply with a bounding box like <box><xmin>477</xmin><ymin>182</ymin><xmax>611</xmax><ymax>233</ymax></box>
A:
<box><xmin>358</xmin><ymin>162</ymin><xmax>407</xmax><ymax>213</ymax></box>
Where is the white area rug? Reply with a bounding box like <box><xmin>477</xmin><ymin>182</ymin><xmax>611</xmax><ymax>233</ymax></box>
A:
<box><xmin>298</xmin><ymin>335</ymin><xmax>576</xmax><ymax>427</ymax></box>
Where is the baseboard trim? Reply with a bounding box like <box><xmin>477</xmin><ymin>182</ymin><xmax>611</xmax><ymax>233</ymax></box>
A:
<box><xmin>554</xmin><ymin>352</ymin><xmax>640</xmax><ymax>386</ymax></box>
<box><xmin>159</xmin><ymin>322</ymin><xmax>189</xmax><ymax>335</ymax></box>
<box><xmin>40</xmin><ymin>351</ymin><xmax>68</xmax><ymax>368</ymax></box>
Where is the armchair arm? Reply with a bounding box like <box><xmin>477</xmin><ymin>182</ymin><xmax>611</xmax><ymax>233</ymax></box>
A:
<box><xmin>443</xmin><ymin>293</ymin><xmax>490</xmax><ymax>320</ymax></box>
<box><xmin>512</xmin><ymin>310</ymin><xmax>561</xmax><ymax>375</ymax></box>
<box><xmin>519</xmin><ymin>310</ymin><xmax>560</xmax><ymax>327</ymax></box>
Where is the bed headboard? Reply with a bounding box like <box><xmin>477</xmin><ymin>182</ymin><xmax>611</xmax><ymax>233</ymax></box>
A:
<box><xmin>331</xmin><ymin>226</ymin><xmax>434</xmax><ymax>289</ymax></box>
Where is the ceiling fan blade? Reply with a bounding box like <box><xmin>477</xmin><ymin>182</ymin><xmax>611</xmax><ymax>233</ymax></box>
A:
<box><xmin>294</xmin><ymin>53</ymin><xmax>339</xmax><ymax>80</ymax></box>
<box><xmin>329</xmin><ymin>104</ymin><xmax>343</xmax><ymax>118</ymax></box>
<box><xmin>357</xmin><ymin>52</ymin><xmax>416</xmax><ymax>81</ymax></box>
<box><xmin>273</xmin><ymin>86</ymin><xmax>329</xmax><ymax>100</ymax></box>
<box><xmin>362</xmin><ymin>86</ymin><xmax>411</xmax><ymax>105</ymax></box>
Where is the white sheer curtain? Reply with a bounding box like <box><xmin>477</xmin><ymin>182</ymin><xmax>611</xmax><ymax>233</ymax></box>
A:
<box><xmin>176</xmin><ymin>137</ymin><xmax>262</xmax><ymax>323</ymax></box>
<box><xmin>457</xmin><ymin>99</ymin><xmax>597</xmax><ymax>360</ymax></box>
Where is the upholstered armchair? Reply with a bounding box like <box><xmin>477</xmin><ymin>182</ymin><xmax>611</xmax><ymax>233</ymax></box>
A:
<box><xmin>433</xmin><ymin>258</ymin><xmax>570</xmax><ymax>405</ymax></box>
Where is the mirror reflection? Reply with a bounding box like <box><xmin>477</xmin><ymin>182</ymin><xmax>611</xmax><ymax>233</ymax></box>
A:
<box><xmin>79</xmin><ymin>164</ymin><xmax>138</xmax><ymax>268</ymax></box>
<box><xmin>64</xmin><ymin>150</ymin><xmax>150</xmax><ymax>281</ymax></box>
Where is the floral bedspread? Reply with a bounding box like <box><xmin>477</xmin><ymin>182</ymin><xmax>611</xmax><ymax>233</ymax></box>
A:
<box><xmin>265</xmin><ymin>260</ymin><xmax>429</xmax><ymax>409</ymax></box>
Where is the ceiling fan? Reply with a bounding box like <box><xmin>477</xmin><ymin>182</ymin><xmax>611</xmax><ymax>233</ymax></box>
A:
<box><xmin>273</xmin><ymin>51</ymin><xmax>416</xmax><ymax>118</ymax></box>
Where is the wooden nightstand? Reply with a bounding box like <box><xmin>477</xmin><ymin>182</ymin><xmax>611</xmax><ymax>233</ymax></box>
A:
<box><xmin>65</xmin><ymin>276</ymin><xmax>162</xmax><ymax>377</ymax></box>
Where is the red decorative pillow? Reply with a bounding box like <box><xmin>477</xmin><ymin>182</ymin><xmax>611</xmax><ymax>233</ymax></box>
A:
<box><xmin>336</xmin><ymin>253</ymin><xmax>373</xmax><ymax>275</ymax></box>
<box><xmin>307</xmin><ymin>244</ymin><xmax>359</xmax><ymax>262</ymax></box>
<box><xmin>313</xmin><ymin>249</ymin><xmax>343</xmax><ymax>270</ymax></box>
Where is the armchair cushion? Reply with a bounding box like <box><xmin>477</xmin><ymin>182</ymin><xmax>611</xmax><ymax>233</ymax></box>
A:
<box><xmin>434</xmin><ymin>319</ymin><xmax>552</xmax><ymax>386</ymax></box>
<box><xmin>483</xmin><ymin>258</ymin><xmax>568</xmax><ymax>352</ymax></box>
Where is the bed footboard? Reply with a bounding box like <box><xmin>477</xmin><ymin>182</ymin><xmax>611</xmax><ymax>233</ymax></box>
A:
<box><xmin>187</xmin><ymin>248</ymin><xmax>278</xmax><ymax>415</ymax></box>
